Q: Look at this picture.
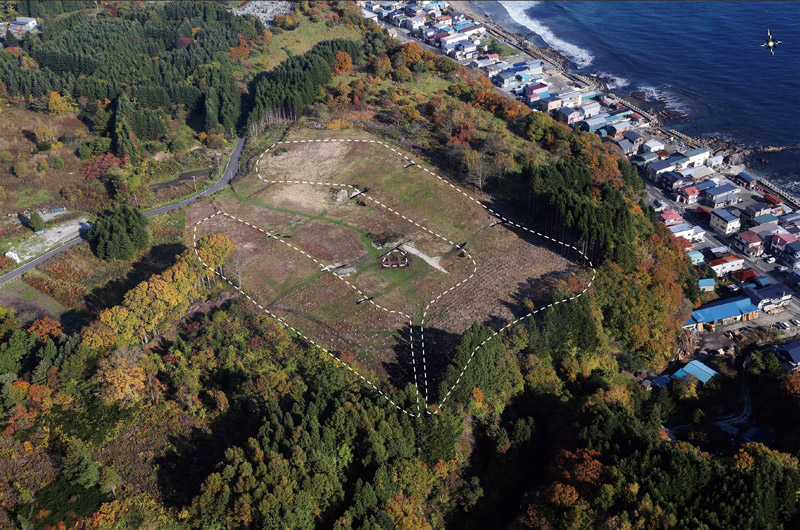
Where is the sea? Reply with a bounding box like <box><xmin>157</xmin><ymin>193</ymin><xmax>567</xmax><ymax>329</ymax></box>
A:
<box><xmin>470</xmin><ymin>1</ymin><xmax>800</xmax><ymax>190</ymax></box>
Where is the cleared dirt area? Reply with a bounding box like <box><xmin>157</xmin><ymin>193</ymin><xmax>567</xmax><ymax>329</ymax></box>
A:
<box><xmin>186</xmin><ymin>130</ymin><xmax>582</xmax><ymax>396</ymax></box>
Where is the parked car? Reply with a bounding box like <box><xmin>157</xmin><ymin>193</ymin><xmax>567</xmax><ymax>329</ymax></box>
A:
<box><xmin>766</xmin><ymin>256</ymin><xmax>777</xmax><ymax>264</ymax></box>
<box><xmin>779</xmin><ymin>266</ymin><xmax>789</xmax><ymax>272</ymax></box>
<box><xmin>782</xmin><ymin>322</ymin><xmax>792</xmax><ymax>329</ymax></box>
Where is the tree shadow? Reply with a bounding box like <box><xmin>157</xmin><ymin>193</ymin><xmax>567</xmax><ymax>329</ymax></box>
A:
<box><xmin>86</xmin><ymin>243</ymin><xmax>186</xmax><ymax>308</ymax></box>
<box><xmin>154</xmin><ymin>405</ymin><xmax>262</xmax><ymax>507</ymax></box>
<box><xmin>498</xmin><ymin>268</ymin><xmax>581</xmax><ymax>318</ymax></box>
<box><xmin>384</xmin><ymin>323</ymin><xmax>461</xmax><ymax>404</ymax></box>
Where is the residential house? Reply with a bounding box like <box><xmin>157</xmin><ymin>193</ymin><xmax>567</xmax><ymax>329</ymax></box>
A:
<box><xmin>405</xmin><ymin>15</ymin><xmax>426</xmax><ymax>31</ymax></box>
<box><xmin>484</xmin><ymin>61</ymin><xmax>509</xmax><ymax>77</ymax></box>
<box><xmin>642</xmin><ymin>139</ymin><xmax>665</xmax><ymax>153</ymax></box>
<box><xmin>699</xmin><ymin>278</ymin><xmax>716</xmax><ymax>292</ymax></box>
<box><xmin>659</xmin><ymin>208</ymin><xmax>683</xmax><ymax>226</ymax></box>
<box><xmin>662</xmin><ymin>172</ymin><xmax>694</xmax><ymax>192</ymax></box>
<box><xmin>607</xmin><ymin>120</ymin><xmax>632</xmax><ymax>137</ymax></box>
<box><xmin>669</xmin><ymin>223</ymin><xmax>705</xmax><ymax>243</ymax></box>
<box><xmin>673</xmin><ymin>360</ymin><xmax>719</xmax><ymax>384</ymax></box>
<box><xmin>440</xmin><ymin>32</ymin><xmax>469</xmax><ymax>50</ymax></box>
<box><xmin>450</xmin><ymin>11</ymin><xmax>467</xmax><ymax>22</ymax></box>
<box><xmin>775</xmin><ymin>342</ymin><xmax>800</xmax><ymax>371</ymax></box>
<box><xmin>744</xmin><ymin>202</ymin><xmax>773</xmax><ymax>222</ymax></box>
<box><xmin>581</xmin><ymin>100</ymin><xmax>602</xmax><ymax>119</ymax></box>
<box><xmin>557</xmin><ymin>89</ymin><xmax>583</xmax><ymax>108</ymax></box>
<box><xmin>433</xmin><ymin>14</ymin><xmax>452</xmax><ymax>25</ymax></box>
<box><xmin>524</xmin><ymin>82</ymin><xmax>549</xmax><ymax>96</ymax></box>
<box><xmin>494</xmin><ymin>70</ymin><xmax>517</xmax><ymax>87</ymax></box>
<box><xmin>707</xmin><ymin>155</ymin><xmax>724</xmax><ymax>168</ymax></box>
<box><xmin>675</xmin><ymin>185</ymin><xmax>700</xmax><ymax>205</ymax></box>
<box><xmin>578</xmin><ymin>116</ymin><xmax>608</xmax><ymax>133</ymax></box>
<box><xmin>743</xmin><ymin>283</ymin><xmax>793</xmax><ymax>312</ymax></box>
<box><xmin>733</xmin><ymin>230</ymin><xmax>764</xmax><ymax>257</ymax></box>
<box><xmin>706</xmin><ymin>254</ymin><xmax>745</xmax><ymax>276</ymax></box>
<box><xmin>646</xmin><ymin>159</ymin><xmax>677</xmax><ymax>180</ymax></box>
<box><xmin>682</xmin><ymin>147</ymin><xmax>711</xmax><ymax>167</ymax></box>
<box><xmin>689</xmin><ymin>250</ymin><xmax>705</xmax><ymax>265</ymax></box>
<box><xmin>752</xmin><ymin>213</ymin><xmax>780</xmax><ymax>226</ymax></box>
<box><xmin>771</xmin><ymin>232</ymin><xmax>799</xmax><ymax>254</ymax></box>
<box><xmin>736</xmin><ymin>171</ymin><xmax>760</xmax><ymax>190</ymax></box>
<box><xmin>557</xmin><ymin>106</ymin><xmax>582</xmax><ymax>126</ymax></box>
<box><xmin>469</xmin><ymin>58</ymin><xmax>495</xmax><ymax>68</ymax></box>
<box><xmin>616</xmin><ymin>139</ymin><xmax>635</xmax><ymax>155</ymax></box>
<box><xmin>782</xmin><ymin>241</ymin><xmax>800</xmax><ymax>269</ymax></box>
<box><xmin>781</xmin><ymin>213</ymin><xmax>800</xmax><ymax>226</ymax></box>
<box><xmin>670</xmin><ymin>154</ymin><xmax>691</xmax><ymax>170</ymax></box>
<box><xmin>537</xmin><ymin>97</ymin><xmax>563</xmax><ymax>112</ymax></box>
<box><xmin>683</xmin><ymin>296</ymin><xmax>759</xmax><ymax>331</ymax></box>
<box><xmin>458</xmin><ymin>24</ymin><xmax>485</xmax><ymax>38</ymax></box>
<box><xmin>702</xmin><ymin>184</ymin><xmax>740</xmax><ymax>208</ymax></box>
<box><xmin>710</xmin><ymin>208</ymin><xmax>741</xmax><ymax>235</ymax></box>
<box><xmin>622</xmin><ymin>130</ymin><xmax>644</xmax><ymax>151</ymax></box>
<box><xmin>678</xmin><ymin>165</ymin><xmax>714</xmax><ymax>182</ymax></box>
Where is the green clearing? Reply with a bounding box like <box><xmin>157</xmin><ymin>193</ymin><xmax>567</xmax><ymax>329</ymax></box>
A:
<box><xmin>247</xmin><ymin>19</ymin><xmax>363</xmax><ymax>77</ymax></box>
<box><xmin>15</xmin><ymin>188</ymin><xmax>54</xmax><ymax>208</ymax></box>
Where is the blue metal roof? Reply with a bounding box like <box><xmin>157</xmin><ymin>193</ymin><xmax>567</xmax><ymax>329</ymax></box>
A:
<box><xmin>712</xmin><ymin>208</ymin><xmax>737</xmax><ymax>222</ymax></box>
<box><xmin>652</xmin><ymin>375</ymin><xmax>672</xmax><ymax>388</ymax></box>
<box><xmin>754</xmin><ymin>276</ymin><xmax>772</xmax><ymax>287</ymax></box>
<box><xmin>690</xmin><ymin>296</ymin><xmax>759</xmax><ymax>324</ymax></box>
<box><xmin>696</xmin><ymin>180</ymin><xmax>717</xmax><ymax>191</ymax></box>
<box><xmin>738</xmin><ymin>171</ymin><xmax>758</xmax><ymax>183</ymax></box>
<box><xmin>673</xmin><ymin>360</ymin><xmax>718</xmax><ymax>384</ymax></box>
<box><xmin>699</xmin><ymin>278</ymin><xmax>716</xmax><ymax>287</ymax></box>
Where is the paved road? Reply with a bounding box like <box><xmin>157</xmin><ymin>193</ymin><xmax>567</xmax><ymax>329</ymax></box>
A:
<box><xmin>0</xmin><ymin>136</ymin><xmax>247</xmax><ymax>287</ymax></box>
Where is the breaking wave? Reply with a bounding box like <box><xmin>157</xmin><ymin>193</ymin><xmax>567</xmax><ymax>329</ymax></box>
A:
<box><xmin>499</xmin><ymin>1</ymin><xmax>594</xmax><ymax>68</ymax></box>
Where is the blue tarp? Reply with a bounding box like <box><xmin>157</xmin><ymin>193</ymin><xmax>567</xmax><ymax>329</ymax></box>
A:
<box><xmin>698</xmin><ymin>278</ymin><xmax>716</xmax><ymax>287</ymax></box>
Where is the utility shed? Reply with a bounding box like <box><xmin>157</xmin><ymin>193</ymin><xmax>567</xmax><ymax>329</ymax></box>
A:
<box><xmin>672</xmin><ymin>360</ymin><xmax>718</xmax><ymax>384</ymax></box>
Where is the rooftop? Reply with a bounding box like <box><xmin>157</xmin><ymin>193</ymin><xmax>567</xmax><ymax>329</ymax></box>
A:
<box><xmin>673</xmin><ymin>360</ymin><xmax>718</xmax><ymax>384</ymax></box>
<box><xmin>689</xmin><ymin>296</ymin><xmax>759</xmax><ymax>325</ymax></box>
<box><xmin>712</xmin><ymin>208</ymin><xmax>738</xmax><ymax>223</ymax></box>
<box><xmin>737</xmin><ymin>230</ymin><xmax>762</xmax><ymax>245</ymax></box>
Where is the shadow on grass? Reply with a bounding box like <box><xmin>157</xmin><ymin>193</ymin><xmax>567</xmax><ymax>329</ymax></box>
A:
<box><xmin>86</xmin><ymin>243</ymin><xmax>186</xmax><ymax>309</ymax></box>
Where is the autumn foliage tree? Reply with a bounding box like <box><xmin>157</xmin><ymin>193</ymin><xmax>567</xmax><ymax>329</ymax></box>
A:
<box><xmin>332</xmin><ymin>50</ymin><xmax>352</xmax><ymax>74</ymax></box>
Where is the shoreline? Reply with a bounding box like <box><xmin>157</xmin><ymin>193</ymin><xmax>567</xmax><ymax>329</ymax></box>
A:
<box><xmin>450</xmin><ymin>1</ymin><xmax>799</xmax><ymax>205</ymax></box>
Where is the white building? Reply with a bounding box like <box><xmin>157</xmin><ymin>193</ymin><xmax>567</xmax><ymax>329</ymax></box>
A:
<box><xmin>710</xmin><ymin>208</ymin><xmax>741</xmax><ymax>236</ymax></box>
<box><xmin>669</xmin><ymin>223</ymin><xmax>706</xmax><ymax>243</ymax></box>
<box><xmin>642</xmin><ymin>139</ymin><xmax>665</xmax><ymax>153</ymax></box>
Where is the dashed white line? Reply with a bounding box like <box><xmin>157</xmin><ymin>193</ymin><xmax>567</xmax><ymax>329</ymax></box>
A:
<box><xmin>239</xmin><ymin>137</ymin><xmax>596</xmax><ymax>416</ymax></box>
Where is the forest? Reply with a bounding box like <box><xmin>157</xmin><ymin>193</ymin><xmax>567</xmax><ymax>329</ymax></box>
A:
<box><xmin>1</xmin><ymin>2</ymin><xmax>799</xmax><ymax>529</ymax></box>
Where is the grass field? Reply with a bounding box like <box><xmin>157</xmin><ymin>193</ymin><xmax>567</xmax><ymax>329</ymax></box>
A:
<box><xmin>187</xmin><ymin>129</ymin><xmax>582</xmax><ymax>398</ymax></box>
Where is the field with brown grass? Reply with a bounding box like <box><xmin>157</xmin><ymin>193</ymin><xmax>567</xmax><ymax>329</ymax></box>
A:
<box><xmin>186</xmin><ymin>129</ymin><xmax>584</xmax><ymax>400</ymax></box>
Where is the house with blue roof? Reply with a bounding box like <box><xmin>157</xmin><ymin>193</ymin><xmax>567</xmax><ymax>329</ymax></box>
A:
<box><xmin>702</xmin><ymin>183</ymin><xmax>740</xmax><ymax>208</ymax></box>
<box><xmin>684</xmin><ymin>295</ymin><xmax>760</xmax><ymax>331</ymax></box>
<box><xmin>651</xmin><ymin>360</ymin><xmax>718</xmax><ymax>388</ymax></box>
<box><xmin>673</xmin><ymin>360</ymin><xmax>718</xmax><ymax>384</ymax></box>
<box><xmin>699</xmin><ymin>278</ymin><xmax>716</xmax><ymax>292</ymax></box>
<box><xmin>737</xmin><ymin>171</ymin><xmax>760</xmax><ymax>189</ymax></box>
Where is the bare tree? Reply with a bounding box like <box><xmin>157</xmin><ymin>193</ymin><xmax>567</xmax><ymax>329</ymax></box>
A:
<box><xmin>231</xmin><ymin>251</ymin><xmax>253</xmax><ymax>288</ymax></box>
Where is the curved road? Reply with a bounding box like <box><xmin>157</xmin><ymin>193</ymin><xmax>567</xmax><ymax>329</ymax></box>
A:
<box><xmin>0</xmin><ymin>136</ymin><xmax>247</xmax><ymax>287</ymax></box>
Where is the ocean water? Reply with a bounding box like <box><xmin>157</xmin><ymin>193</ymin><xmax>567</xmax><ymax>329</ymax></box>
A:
<box><xmin>472</xmin><ymin>1</ymin><xmax>800</xmax><ymax>189</ymax></box>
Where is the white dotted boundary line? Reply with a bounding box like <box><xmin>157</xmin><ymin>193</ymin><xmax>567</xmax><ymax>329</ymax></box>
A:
<box><xmin>254</xmin><ymin>137</ymin><xmax>595</xmax><ymax>415</ymax></box>
<box><xmin>193</xmin><ymin>212</ymin><xmax>421</xmax><ymax>417</ymax></box>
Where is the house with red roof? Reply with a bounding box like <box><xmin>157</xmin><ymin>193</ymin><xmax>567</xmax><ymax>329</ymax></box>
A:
<box><xmin>659</xmin><ymin>208</ymin><xmax>683</xmax><ymax>226</ymax></box>
<box><xmin>733</xmin><ymin>230</ymin><xmax>764</xmax><ymax>257</ymax></box>
<box><xmin>771</xmin><ymin>232</ymin><xmax>799</xmax><ymax>254</ymax></box>
<box><xmin>675</xmin><ymin>185</ymin><xmax>699</xmax><ymax>205</ymax></box>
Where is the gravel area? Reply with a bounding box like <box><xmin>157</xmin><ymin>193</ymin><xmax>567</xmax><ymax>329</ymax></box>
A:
<box><xmin>233</xmin><ymin>1</ymin><xmax>293</xmax><ymax>25</ymax></box>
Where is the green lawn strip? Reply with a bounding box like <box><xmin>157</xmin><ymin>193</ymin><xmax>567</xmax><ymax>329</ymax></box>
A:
<box><xmin>14</xmin><ymin>188</ymin><xmax>53</xmax><ymax>209</ymax></box>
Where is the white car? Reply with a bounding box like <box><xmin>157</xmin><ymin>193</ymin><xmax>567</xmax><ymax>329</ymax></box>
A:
<box><xmin>779</xmin><ymin>266</ymin><xmax>789</xmax><ymax>272</ymax></box>
<box><xmin>766</xmin><ymin>257</ymin><xmax>776</xmax><ymax>264</ymax></box>
<box><xmin>792</xmin><ymin>319</ymin><xmax>800</xmax><ymax>326</ymax></box>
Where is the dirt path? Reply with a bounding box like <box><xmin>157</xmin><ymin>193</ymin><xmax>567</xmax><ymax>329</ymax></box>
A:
<box><xmin>399</xmin><ymin>243</ymin><xmax>448</xmax><ymax>274</ymax></box>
